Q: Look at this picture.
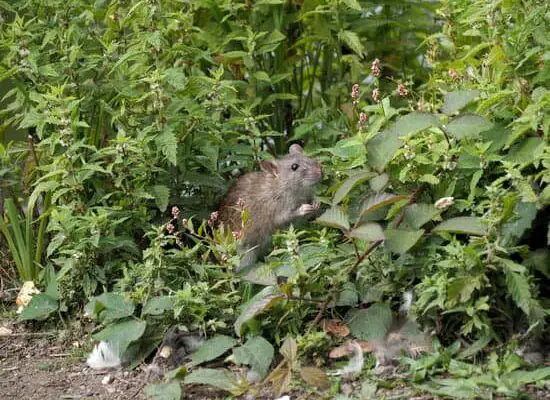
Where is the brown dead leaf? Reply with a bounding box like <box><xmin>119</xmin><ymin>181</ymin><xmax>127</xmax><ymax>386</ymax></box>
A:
<box><xmin>329</xmin><ymin>340</ymin><xmax>374</xmax><ymax>359</ymax></box>
<box><xmin>322</xmin><ymin>319</ymin><xmax>350</xmax><ymax>338</ymax></box>
<box><xmin>300</xmin><ymin>366</ymin><xmax>329</xmax><ymax>389</ymax></box>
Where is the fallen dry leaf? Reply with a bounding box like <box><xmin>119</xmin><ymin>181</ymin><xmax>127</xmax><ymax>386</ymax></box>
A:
<box><xmin>299</xmin><ymin>366</ymin><xmax>329</xmax><ymax>389</ymax></box>
<box><xmin>0</xmin><ymin>326</ymin><xmax>13</xmax><ymax>336</ymax></box>
<box><xmin>322</xmin><ymin>319</ymin><xmax>350</xmax><ymax>338</ymax></box>
<box><xmin>329</xmin><ymin>340</ymin><xmax>374</xmax><ymax>359</ymax></box>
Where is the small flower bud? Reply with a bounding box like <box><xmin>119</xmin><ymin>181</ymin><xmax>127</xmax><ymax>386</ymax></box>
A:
<box><xmin>397</xmin><ymin>83</ymin><xmax>408</xmax><ymax>97</ymax></box>
<box><xmin>171</xmin><ymin>206</ymin><xmax>180</xmax><ymax>219</ymax></box>
<box><xmin>372</xmin><ymin>88</ymin><xmax>380</xmax><ymax>104</ymax></box>
<box><xmin>166</xmin><ymin>223</ymin><xmax>175</xmax><ymax>234</ymax></box>
<box><xmin>371</xmin><ymin>58</ymin><xmax>381</xmax><ymax>77</ymax></box>
<box><xmin>351</xmin><ymin>83</ymin><xmax>360</xmax><ymax>106</ymax></box>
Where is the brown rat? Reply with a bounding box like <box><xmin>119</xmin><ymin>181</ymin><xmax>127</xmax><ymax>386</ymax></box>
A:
<box><xmin>216</xmin><ymin>143</ymin><xmax>322</xmax><ymax>273</ymax></box>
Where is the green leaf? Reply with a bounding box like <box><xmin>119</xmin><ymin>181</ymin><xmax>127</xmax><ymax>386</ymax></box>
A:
<box><xmin>338</xmin><ymin>30</ymin><xmax>363</xmax><ymax>56</ymax></box>
<box><xmin>235</xmin><ymin>286</ymin><xmax>283</xmax><ymax>337</ymax></box>
<box><xmin>145</xmin><ymin>383</ymin><xmax>181</xmax><ymax>400</ymax></box>
<box><xmin>393</xmin><ymin>112</ymin><xmax>440</xmax><ymax>136</ymax></box>
<box><xmin>500</xmin><ymin>202</ymin><xmax>537</xmax><ymax>246</ymax></box>
<box><xmin>432</xmin><ymin>217</ymin><xmax>487</xmax><ymax>236</ymax></box>
<box><xmin>441</xmin><ymin>90</ymin><xmax>480</xmax><ymax>115</ymax></box>
<box><xmin>359</xmin><ymin>193</ymin><xmax>409</xmax><ymax>219</ymax></box>
<box><xmin>502</xmin><ymin>367</ymin><xmax>550</xmax><ymax>387</ymax></box>
<box><xmin>336</xmin><ymin>282</ymin><xmax>358</xmax><ymax>306</ymax></box>
<box><xmin>342</xmin><ymin>0</ymin><xmax>362</xmax><ymax>11</ymax></box>
<box><xmin>445</xmin><ymin>114</ymin><xmax>493</xmax><ymax>140</ymax></box>
<box><xmin>347</xmin><ymin>304</ymin><xmax>392</xmax><ymax>341</ymax></box>
<box><xmin>384</xmin><ymin>228</ymin><xmax>424</xmax><ymax>254</ymax></box>
<box><xmin>333</xmin><ymin>170</ymin><xmax>375</xmax><ymax>204</ymax></box>
<box><xmin>315</xmin><ymin>206</ymin><xmax>350</xmax><ymax>231</ymax></box>
<box><xmin>457</xmin><ymin>335</ymin><xmax>492</xmax><ymax>360</ymax></box>
<box><xmin>89</xmin><ymin>293</ymin><xmax>135</xmax><ymax>323</ymax></box>
<box><xmin>348</xmin><ymin>222</ymin><xmax>385</xmax><ymax>242</ymax></box>
<box><xmin>155</xmin><ymin>129</ymin><xmax>178</xmax><ymax>166</ymax></box>
<box><xmin>253</xmin><ymin>71</ymin><xmax>271</xmax><ymax>83</ymax></box>
<box><xmin>232</xmin><ymin>336</ymin><xmax>274</xmax><ymax>379</ymax></box>
<box><xmin>18</xmin><ymin>293</ymin><xmax>58</xmax><ymax>321</ymax></box>
<box><xmin>152</xmin><ymin>185</ymin><xmax>170</xmax><ymax>212</ymax></box>
<box><xmin>403</xmin><ymin>203</ymin><xmax>440</xmax><ymax>229</ymax></box>
<box><xmin>369</xmin><ymin>173</ymin><xmax>388</xmax><ymax>192</ymax></box>
<box><xmin>190</xmin><ymin>335</ymin><xmax>238</xmax><ymax>367</ymax></box>
<box><xmin>504</xmin><ymin>137</ymin><xmax>544</xmax><ymax>164</ymax></box>
<box><xmin>502</xmin><ymin>259</ymin><xmax>531</xmax><ymax>316</ymax></box>
<box><xmin>92</xmin><ymin>318</ymin><xmax>146</xmax><ymax>357</ymax></box>
<box><xmin>142</xmin><ymin>296</ymin><xmax>174</xmax><ymax>316</ymax></box>
<box><xmin>184</xmin><ymin>368</ymin><xmax>244</xmax><ymax>395</ymax></box>
<box><xmin>165</xmin><ymin>68</ymin><xmax>188</xmax><ymax>91</ymax></box>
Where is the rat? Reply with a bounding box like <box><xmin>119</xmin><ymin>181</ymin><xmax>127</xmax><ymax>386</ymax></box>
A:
<box><xmin>216</xmin><ymin>143</ymin><xmax>322</xmax><ymax>273</ymax></box>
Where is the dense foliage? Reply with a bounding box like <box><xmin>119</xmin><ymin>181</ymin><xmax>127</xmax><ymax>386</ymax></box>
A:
<box><xmin>1</xmin><ymin>0</ymin><xmax>549</xmax><ymax>398</ymax></box>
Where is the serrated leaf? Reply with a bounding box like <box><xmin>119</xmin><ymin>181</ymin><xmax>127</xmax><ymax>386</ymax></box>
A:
<box><xmin>184</xmin><ymin>368</ymin><xmax>244</xmax><ymax>395</ymax></box>
<box><xmin>300</xmin><ymin>366</ymin><xmax>329</xmax><ymax>389</ymax></box>
<box><xmin>253</xmin><ymin>71</ymin><xmax>271</xmax><ymax>82</ymax></box>
<box><xmin>333</xmin><ymin>170</ymin><xmax>375</xmax><ymax>204</ymax></box>
<box><xmin>17</xmin><ymin>293</ymin><xmax>58</xmax><ymax>321</ymax></box>
<box><xmin>142</xmin><ymin>296</ymin><xmax>174</xmax><ymax>316</ymax></box>
<box><xmin>504</xmin><ymin>137</ymin><xmax>544</xmax><ymax>164</ymax></box>
<box><xmin>502</xmin><ymin>260</ymin><xmax>531</xmax><ymax>316</ymax></box>
<box><xmin>165</xmin><ymin>68</ymin><xmax>188</xmax><ymax>91</ymax></box>
<box><xmin>336</xmin><ymin>282</ymin><xmax>359</xmax><ymax>307</ymax></box>
<box><xmin>338</xmin><ymin>30</ymin><xmax>363</xmax><ymax>56</ymax></box>
<box><xmin>384</xmin><ymin>228</ymin><xmax>424</xmax><ymax>254</ymax></box>
<box><xmin>92</xmin><ymin>318</ymin><xmax>146</xmax><ymax>357</ymax></box>
<box><xmin>347</xmin><ymin>304</ymin><xmax>393</xmax><ymax>341</ymax></box>
<box><xmin>432</xmin><ymin>217</ymin><xmax>487</xmax><ymax>236</ymax></box>
<box><xmin>403</xmin><ymin>203</ymin><xmax>440</xmax><ymax>229</ymax></box>
<box><xmin>152</xmin><ymin>185</ymin><xmax>170</xmax><ymax>212</ymax></box>
<box><xmin>457</xmin><ymin>335</ymin><xmax>492</xmax><ymax>360</ymax></box>
<box><xmin>155</xmin><ymin>129</ymin><xmax>178</xmax><ymax>165</ymax></box>
<box><xmin>500</xmin><ymin>202</ymin><xmax>537</xmax><ymax>246</ymax></box>
<box><xmin>145</xmin><ymin>383</ymin><xmax>181</xmax><ymax>400</ymax></box>
<box><xmin>446</xmin><ymin>114</ymin><xmax>493</xmax><ymax>140</ymax></box>
<box><xmin>441</xmin><ymin>90</ymin><xmax>480</xmax><ymax>115</ymax></box>
<box><xmin>232</xmin><ymin>336</ymin><xmax>274</xmax><ymax>379</ymax></box>
<box><xmin>359</xmin><ymin>193</ymin><xmax>409</xmax><ymax>219</ymax></box>
<box><xmin>348</xmin><ymin>222</ymin><xmax>385</xmax><ymax>242</ymax></box>
<box><xmin>235</xmin><ymin>286</ymin><xmax>283</xmax><ymax>336</ymax></box>
<box><xmin>315</xmin><ymin>206</ymin><xmax>350</xmax><ymax>231</ymax></box>
<box><xmin>190</xmin><ymin>335</ymin><xmax>238</xmax><ymax>367</ymax></box>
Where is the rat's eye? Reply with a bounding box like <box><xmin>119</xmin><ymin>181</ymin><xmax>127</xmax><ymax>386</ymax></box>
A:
<box><xmin>291</xmin><ymin>163</ymin><xmax>299</xmax><ymax>171</ymax></box>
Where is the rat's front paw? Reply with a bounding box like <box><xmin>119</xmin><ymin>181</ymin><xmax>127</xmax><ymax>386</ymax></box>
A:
<box><xmin>297</xmin><ymin>201</ymin><xmax>320</xmax><ymax>216</ymax></box>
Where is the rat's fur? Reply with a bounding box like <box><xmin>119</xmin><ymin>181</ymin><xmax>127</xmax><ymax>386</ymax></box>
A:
<box><xmin>217</xmin><ymin>144</ymin><xmax>322</xmax><ymax>272</ymax></box>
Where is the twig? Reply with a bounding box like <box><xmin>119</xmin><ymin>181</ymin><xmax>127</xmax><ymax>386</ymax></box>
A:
<box><xmin>348</xmin><ymin>239</ymin><xmax>384</xmax><ymax>278</ymax></box>
<box><xmin>49</xmin><ymin>353</ymin><xmax>71</xmax><ymax>357</ymax></box>
<box><xmin>0</xmin><ymin>331</ymin><xmax>57</xmax><ymax>337</ymax></box>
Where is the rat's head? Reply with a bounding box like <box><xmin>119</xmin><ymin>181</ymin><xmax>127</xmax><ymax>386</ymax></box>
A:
<box><xmin>260</xmin><ymin>144</ymin><xmax>322</xmax><ymax>188</ymax></box>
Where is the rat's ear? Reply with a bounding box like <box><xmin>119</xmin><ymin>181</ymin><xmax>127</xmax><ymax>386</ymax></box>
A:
<box><xmin>288</xmin><ymin>143</ymin><xmax>304</xmax><ymax>154</ymax></box>
<box><xmin>260</xmin><ymin>160</ymin><xmax>279</xmax><ymax>176</ymax></box>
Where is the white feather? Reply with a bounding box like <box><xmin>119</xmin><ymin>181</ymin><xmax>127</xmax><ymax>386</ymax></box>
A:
<box><xmin>399</xmin><ymin>290</ymin><xmax>413</xmax><ymax>316</ymax></box>
<box><xmin>86</xmin><ymin>341</ymin><xmax>121</xmax><ymax>370</ymax></box>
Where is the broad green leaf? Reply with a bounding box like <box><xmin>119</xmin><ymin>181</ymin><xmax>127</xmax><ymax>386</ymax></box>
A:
<box><xmin>18</xmin><ymin>293</ymin><xmax>58</xmax><ymax>321</ymax></box>
<box><xmin>384</xmin><ymin>228</ymin><xmax>424</xmax><ymax>254</ymax></box>
<box><xmin>502</xmin><ymin>367</ymin><xmax>550</xmax><ymax>388</ymax></box>
<box><xmin>142</xmin><ymin>296</ymin><xmax>174</xmax><ymax>316</ymax></box>
<box><xmin>347</xmin><ymin>304</ymin><xmax>392</xmax><ymax>341</ymax></box>
<box><xmin>432</xmin><ymin>217</ymin><xmax>487</xmax><ymax>236</ymax></box>
<box><xmin>338</xmin><ymin>30</ymin><xmax>363</xmax><ymax>56</ymax></box>
<box><xmin>336</xmin><ymin>282</ymin><xmax>358</xmax><ymax>306</ymax></box>
<box><xmin>155</xmin><ymin>129</ymin><xmax>178</xmax><ymax>165</ymax></box>
<box><xmin>253</xmin><ymin>71</ymin><xmax>271</xmax><ymax>82</ymax></box>
<box><xmin>500</xmin><ymin>202</ymin><xmax>537</xmax><ymax>246</ymax></box>
<box><xmin>190</xmin><ymin>335</ymin><xmax>238</xmax><ymax>367</ymax></box>
<box><xmin>369</xmin><ymin>173</ymin><xmax>389</xmax><ymax>192</ymax></box>
<box><xmin>393</xmin><ymin>112</ymin><xmax>440</xmax><ymax>136</ymax></box>
<box><xmin>89</xmin><ymin>293</ymin><xmax>135</xmax><ymax>323</ymax></box>
<box><xmin>445</xmin><ymin>114</ymin><xmax>493</xmax><ymax>140</ymax></box>
<box><xmin>315</xmin><ymin>206</ymin><xmax>350</xmax><ymax>231</ymax></box>
<box><xmin>235</xmin><ymin>286</ymin><xmax>283</xmax><ymax>336</ymax></box>
<box><xmin>232</xmin><ymin>336</ymin><xmax>274</xmax><ymax>378</ymax></box>
<box><xmin>359</xmin><ymin>193</ymin><xmax>409</xmax><ymax>219</ymax></box>
<box><xmin>165</xmin><ymin>68</ymin><xmax>188</xmax><ymax>90</ymax></box>
<box><xmin>93</xmin><ymin>318</ymin><xmax>146</xmax><ymax>357</ymax></box>
<box><xmin>348</xmin><ymin>222</ymin><xmax>385</xmax><ymax>242</ymax></box>
<box><xmin>441</xmin><ymin>90</ymin><xmax>480</xmax><ymax>115</ymax></box>
<box><xmin>403</xmin><ymin>203</ymin><xmax>440</xmax><ymax>229</ymax></box>
<box><xmin>333</xmin><ymin>170</ymin><xmax>375</xmax><ymax>204</ymax></box>
<box><xmin>152</xmin><ymin>185</ymin><xmax>170</xmax><ymax>212</ymax></box>
<box><xmin>145</xmin><ymin>383</ymin><xmax>181</xmax><ymax>400</ymax></box>
<box><xmin>504</xmin><ymin>137</ymin><xmax>544</xmax><ymax>164</ymax></box>
<box><xmin>184</xmin><ymin>368</ymin><xmax>245</xmax><ymax>395</ymax></box>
